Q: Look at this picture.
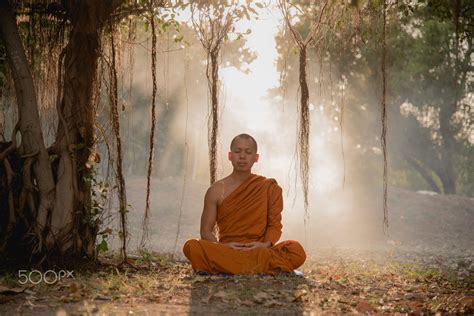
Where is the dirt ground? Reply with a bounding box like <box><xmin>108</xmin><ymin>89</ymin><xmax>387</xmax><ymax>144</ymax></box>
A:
<box><xmin>0</xmin><ymin>248</ymin><xmax>473</xmax><ymax>315</ymax></box>
<box><xmin>0</xmin><ymin>177</ymin><xmax>473</xmax><ymax>314</ymax></box>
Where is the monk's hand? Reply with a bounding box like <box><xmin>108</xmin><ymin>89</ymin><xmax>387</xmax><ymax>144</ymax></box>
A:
<box><xmin>224</xmin><ymin>242</ymin><xmax>249</xmax><ymax>250</ymax></box>
<box><xmin>239</xmin><ymin>241</ymin><xmax>272</xmax><ymax>251</ymax></box>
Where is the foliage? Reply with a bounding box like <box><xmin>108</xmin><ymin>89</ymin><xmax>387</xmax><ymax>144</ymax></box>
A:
<box><xmin>273</xmin><ymin>0</ymin><xmax>473</xmax><ymax>195</ymax></box>
<box><xmin>83</xmin><ymin>170</ymin><xmax>110</xmax><ymax>227</ymax></box>
<box><xmin>190</xmin><ymin>0</ymin><xmax>261</xmax><ymax>184</ymax></box>
<box><xmin>385</xmin><ymin>0</ymin><xmax>473</xmax><ymax>195</ymax></box>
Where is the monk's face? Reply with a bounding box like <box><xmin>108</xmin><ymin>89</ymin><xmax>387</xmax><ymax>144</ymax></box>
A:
<box><xmin>228</xmin><ymin>137</ymin><xmax>259</xmax><ymax>172</ymax></box>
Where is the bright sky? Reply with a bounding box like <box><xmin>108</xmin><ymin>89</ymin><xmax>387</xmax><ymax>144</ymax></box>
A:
<box><xmin>173</xmin><ymin>4</ymin><xmax>343</xmax><ymax>206</ymax></box>
<box><xmin>218</xmin><ymin>7</ymin><xmax>342</xmax><ymax>198</ymax></box>
<box><xmin>220</xmin><ymin>8</ymin><xmax>281</xmax><ymax>137</ymax></box>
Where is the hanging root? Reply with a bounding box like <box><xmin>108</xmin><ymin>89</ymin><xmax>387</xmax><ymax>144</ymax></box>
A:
<box><xmin>172</xmin><ymin>48</ymin><xmax>190</xmax><ymax>258</ymax></box>
<box><xmin>141</xmin><ymin>1</ymin><xmax>158</xmax><ymax>250</ymax></box>
<box><xmin>191</xmin><ymin>3</ymin><xmax>234</xmax><ymax>185</ymax></box>
<box><xmin>208</xmin><ymin>50</ymin><xmax>219</xmax><ymax>184</ymax></box>
<box><xmin>381</xmin><ymin>0</ymin><xmax>389</xmax><ymax>231</ymax></box>
<box><xmin>298</xmin><ymin>46</ymin><xmax>310</xmax><ymax>225</ymax></box>
<box><xmin>108</xmin><ymin>27</ymin><xmax>129</xmax><ymax>262</ymax></box>
<box><xmin>340</xmin><ymin>76</ymin><xmax>346</xmax><ymax>189</ymax></box>
<box><xmin>278</xmin><ymin>0</ymin><xmax>332</xmax><ymax>227</ymax></box>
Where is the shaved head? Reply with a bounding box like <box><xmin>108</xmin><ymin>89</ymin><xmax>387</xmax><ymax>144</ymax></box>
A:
<box><xmin>230</xmin><ymin>133</ymin><xmax>258</xmax><ymax>152</ymax></box>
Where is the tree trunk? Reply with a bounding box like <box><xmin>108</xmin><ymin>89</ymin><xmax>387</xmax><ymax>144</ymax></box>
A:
<box><xmin>51</xmin><ymin>0</ymin><xmax>125</xmax><ymax>257</ymax></box>
<box><xmin>1</xmin><ymin>0</ymin><xmax>124</xmax><ymax>264</ymax></box>
<box><xmin>437</xmin><ymin>105</ymin><xmax>456</xmax><ymax>194</ymax></box>
<box><xmin>0</xmin><ymin>1</ymin><xmax>56</xmax><ymax>249</ymax></box>
<box><xmin>404</xmin><ymin>155</ymin><xmax>441</xmax><ymax>193</ymax></box>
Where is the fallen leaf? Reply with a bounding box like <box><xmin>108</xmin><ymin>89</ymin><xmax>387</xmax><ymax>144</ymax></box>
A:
<box><xmin>69</xmin><ymin>282</ymin><xmax>78</xmax><ymax>293</ymax></box>
<box><xmin>254</xmin><ymin>292</ymin><xmax>272</xmax><ymax>304</ymax></box>
<box><xmin>192</xmin><ymin>275</ymin><xmax>207</xmax><ymax>283</ymax></box>
<box><xmin>293</xmin><ymin>289</ymin><xmax>308</xmax><ymax>301</ymax></box>
<box><xmin>213</xmin><ymin>291</ymin><xmax>229</xmax><ymax>300</ymax></box>
<box><xmin>94</xmin><ymin>295</ymin><xmax>113</xmax><ymax>301</ymax></box>
<box><xmin>404</xmin><ymin>293</ymin><xmax>425</xmax><ymax>300</ymax></box>
<box><xmin>201</xmin><ymin>294</ymin><xmax>212</xmax><ymax>304</ymax></box>
<box><xmin>264</xmin><ymin>299</ymin><xmax>283</xmax><ymax>307</ymax></box>
<box><xmin>0</xmin><ymin>286</ymin><xmax>25</xmax><ymax>295</ymax></box>
<box><xmin>356</xmin><ymin>300</ymin><xmax>375</xmax><ymax>313</ymax></box>
<box><xmin>240</xmin><ymin>299</ymin><xmax>254</xmax><ymax>306</ymax></box>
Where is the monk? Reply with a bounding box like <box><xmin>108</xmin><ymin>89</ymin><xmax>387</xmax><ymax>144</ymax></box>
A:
<box><xmin>183</xmin><ymin>133</ymin><xmax>306</xmax><ymax>274</ymax></box>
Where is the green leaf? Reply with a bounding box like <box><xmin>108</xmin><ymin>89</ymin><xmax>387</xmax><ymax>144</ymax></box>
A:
<box><xmin>96</xmin><ymin>238</ymin><xmax>109</xmax><ymax>254</ymax></box>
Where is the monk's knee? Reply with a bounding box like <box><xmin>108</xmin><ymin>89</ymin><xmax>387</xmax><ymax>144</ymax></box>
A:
<box><xmin>283</xmin><ymin>240</ymin><xmax>306</xmax><ymax>269</ymax></box>
<box><xmin>183</xmin><ymin>239</ymin><xmax>200</xmax><ymax>259</ymax></box>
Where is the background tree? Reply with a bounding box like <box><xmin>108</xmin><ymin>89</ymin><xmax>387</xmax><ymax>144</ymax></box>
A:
<box><xmin>191</xmin><ymin>0</ymin><xmax>259</xmax><ymax>184</ymax></box>
<box><xmin>273</xmin><ymin>0</ymin><xmax>473</xmax><ymax>200</ymax></box>
<box><xmin>387</xmin><ymin>0</ymin><xmax>473</xmax><ymax>195</ymax></box>
<box><xmin>278</xmin><ymin>0</ymin><xmax>348</xmax><ymax>224</ymax></box>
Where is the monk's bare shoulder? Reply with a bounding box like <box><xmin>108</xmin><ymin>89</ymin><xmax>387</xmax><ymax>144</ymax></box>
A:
<box><xmin>205</xmin><ymin>178</ymin><xmax>224</xmax><ymax>204</ymax></box>
<box><xmin>206</xmin><ymin>175</ymin><xmax>233</xmax><ymax>205</ymax></box>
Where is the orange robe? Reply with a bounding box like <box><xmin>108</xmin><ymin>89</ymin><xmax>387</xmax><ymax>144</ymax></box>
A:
<box><xmin>183</xmin><ymin>174</ymin><xmax>306</xmax><ymax>274</ymax></box>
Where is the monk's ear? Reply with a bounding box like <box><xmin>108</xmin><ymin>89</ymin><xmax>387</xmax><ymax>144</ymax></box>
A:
<box><xmin>255</xmin><ymin>153</ymin><xmax>259</xmax><ymax>162</ymax></box>
<box><xmin>228</xmin><ymin>152</ymin><xmax>232</xmax><ymax>161</ymax></box>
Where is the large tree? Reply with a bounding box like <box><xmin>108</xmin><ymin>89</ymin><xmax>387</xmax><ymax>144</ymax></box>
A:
<box><xmin>0</xmin><ymin>0</ymin><xmax>260</xmax><ymax>266</ymax></box>
<box><xmin>0</xmin><ymin>0</ymin><xmax>125</xmax><ymax>265</ymax></box>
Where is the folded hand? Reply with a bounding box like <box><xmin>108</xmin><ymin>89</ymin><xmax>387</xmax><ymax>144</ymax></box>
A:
<box><xmin>225</xmin><ymin>241</ymin><xmax>271</xmax><ymax>251</ymax></box>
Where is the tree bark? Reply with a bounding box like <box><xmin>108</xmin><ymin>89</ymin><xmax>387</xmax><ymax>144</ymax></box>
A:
<box><xmin>437</xmin><ymin>110</ymin><xmax>456</xmax><ymax>195</ymax></box>
<box><xmin>0</xmin><ymin>1</ymin><xmax>56</xmax><ymax>242</ymax></box>
<box><xmin>1</xmin><ymin>0</ymin><xmax>129</xmax><ymax>263</ymax></box>
<box><xmin>51</xmin><ymin>0</ymin><xmax>125</xmax><ymax>256</ymax></box>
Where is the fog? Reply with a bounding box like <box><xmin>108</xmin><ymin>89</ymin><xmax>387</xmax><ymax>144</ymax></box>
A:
<box><xmin>98</xmin><ymin>5</ymin><xmax>474</xmax><ymax>258</ymax></box>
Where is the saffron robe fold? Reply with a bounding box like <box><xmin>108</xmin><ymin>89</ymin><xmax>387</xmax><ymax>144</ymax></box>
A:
<box><xmin>183</xmin><ymin>174</ymin><xmax>306</xmax><ymax>274</ymax></box>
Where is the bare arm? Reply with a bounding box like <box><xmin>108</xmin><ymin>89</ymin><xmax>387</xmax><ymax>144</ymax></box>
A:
<box><xmin>263</xmin><ymin>183</ymin><xmax>283</xmax><ymax>246</ymax></box>
<box><xmin>200</xmin><ymin>187</ymin><xmax>218</xmax><ymax>242</ymax></box>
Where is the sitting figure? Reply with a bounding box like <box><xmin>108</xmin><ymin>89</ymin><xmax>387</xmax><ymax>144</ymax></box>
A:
<box><xmin>183</xmin><ymin>133</ymin><xmax>306</xmax><ymax>274</ymax></box>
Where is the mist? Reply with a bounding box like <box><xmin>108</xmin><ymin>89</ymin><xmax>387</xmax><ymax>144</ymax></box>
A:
<box><xmin>98</xmin><ymin>4</ymin><xmax>474</xmax><ymax>259</ymax></box>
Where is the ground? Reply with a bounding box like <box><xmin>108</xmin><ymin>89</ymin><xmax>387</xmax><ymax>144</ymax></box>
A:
<box><xmin>0</xmin><ymin>178</ymin><xmax>473</xmax><ymax>314</ymax></box>
<box><xmin>0</xmin><ymin>248</ymin><xmax>473</xmax><ymax>315</ymax></box>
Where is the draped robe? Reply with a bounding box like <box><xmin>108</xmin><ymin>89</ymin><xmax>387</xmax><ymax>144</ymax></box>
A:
<box><xmin>183</xmin><ymin>174</ymin><xmax>306</xmax><ymax>274</ymax></box>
